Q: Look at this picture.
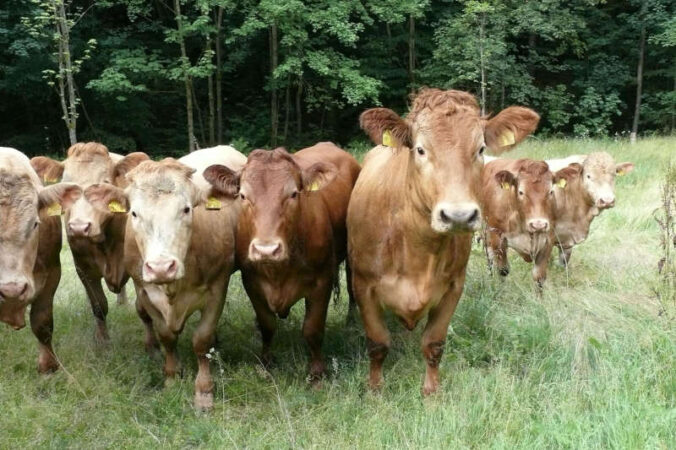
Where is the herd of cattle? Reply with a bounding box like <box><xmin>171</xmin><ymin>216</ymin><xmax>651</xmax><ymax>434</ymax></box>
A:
<box><xmin>0</xmin><ymin>88</ymin><xmax>633</xmax><ymax>410</ymax></box>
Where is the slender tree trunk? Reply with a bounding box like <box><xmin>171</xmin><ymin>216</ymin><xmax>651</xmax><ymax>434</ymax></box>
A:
<box><xmin>672</xmin><ymin>66</ymin><xmax>675</xmax><ymax>134</ymax></box>
<box><xmin>269</xmin><ymin>23</ymin><xmax>279</xmax><ymax>146</ymax></box>
<box><xmin>174</xmin><ymin>0</ymin><xmax>195</xmax><ymax>151</ymax></box>
<box><xmin>501</xmin><ymin>81</ymin><xmax>505</xmax><ymax>110</ymax></box>
<box><xmin>54</xmin><ymin>0</ymin><xmax>77</xmax><ymax>145</ymax></box>
<box><xmin>283</xmin><ymin>76</ymin><xmax>290</xmax><ymax>142</ymax></box>
<box><xmin>192</xmin><ymin>83</ymin><xmax>206</xmax><ymax>149</ymax></box>
<box><xmin>215</xmin><ymin>7</ymin><xmax>224</xmax><ymax>143</ymax></box>
<box><xmin>479</xmin><ymin>14</ymin><xmax>487</xmax><ymax>116</ymax></box>
<box><xmin>630</xmin><ymin>25</ymin><xmax>646</xmax><ymax>144</ymax></box>
<box><xmin>408</xmin><ymin>14</ymin><xmax>415</xmax><ymax>88</ymax></box>
<box><xmin>296</xmin><ymin>76</ymin><xmax>303</xmax><ymax>135</ymax></box>
<box><xmin>207</xmin><ymin>36</ymin><xmax>215</xmax><ymax>146</ymax></box>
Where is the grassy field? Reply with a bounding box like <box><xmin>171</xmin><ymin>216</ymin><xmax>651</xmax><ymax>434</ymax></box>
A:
<box><xmin>1</xmin><ymin>137</ymin><xmax>674</xmax><ymax>448</ymax></box>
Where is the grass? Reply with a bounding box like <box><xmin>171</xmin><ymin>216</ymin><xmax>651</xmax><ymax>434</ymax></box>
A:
<box><xmin>1</xmin><ymin>137</ymin><xmax>674</xmax><ymax>449</ymax></box>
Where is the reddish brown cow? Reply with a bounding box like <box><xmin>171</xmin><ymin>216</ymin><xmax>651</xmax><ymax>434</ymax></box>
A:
<box><xmin>0</xmin><ymin>147</ymin><xmax>81</xmax><ymax>372</ymax></box>
<box><xmin>348</xmin><ymin>89</ymin><xmax>539</xmax><ymax>394</ymax></box>
<box><xmin>482</xmin><ymin>159</ymin><xmax>557</xmax><ymax>287</ymax></box>
<box><xmin>30</xmin><ymin>143</ymin><xmax>148</xmax><ymax>341</ymax></box>
<box><xmin>204</xmin><ymin>142</ymin><xmax>360</xmax><ymax>382</ymax></box>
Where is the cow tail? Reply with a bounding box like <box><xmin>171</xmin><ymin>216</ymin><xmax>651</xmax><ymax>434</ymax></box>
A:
<box><xmin>332</xmin><ymin>263</ymin><xmax>341</xmax><ymax>308</ymax></box>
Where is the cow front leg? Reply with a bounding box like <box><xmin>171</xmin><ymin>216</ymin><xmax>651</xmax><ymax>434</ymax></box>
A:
<box><xmin>354</xmin><ymin>276</ymin><xmax>390</xmax><ymax>391</ymax></box>
<box><xmin>248</xmin><ymin>291</ymin><xmax>277</xmax><ymax>367</ymax></box>
<box><xmin>116</xmin><ymin>288</ymin><xmax>128</xmax><ymax>306</ymax></box>
<box><xmin>303</xmin><ymin>280</ymin><xmax>331</xmax><ymax>384</ymax></box>
<box><xmin>421</xmin><ymin>276</ymin><xmax>464</xmax><ymax>396</ymax></box>
<box><xmin>77</xmin><ymin>270</ymin><xmax>110</xmax><ymax>343</ymax></box>
<box><xmin>135</xmin><ymin>286</ymin><xmax>159</xmax><ymax>355</ymax></box>
<box><xmin>191</xmin><ymin>278</ymin><xmax>228</xmax><ymax>411</ymax></box>
<box><xmin>487</xmin><ymin>230</ymin><xmax>509</xmax><ymax>276</ymax></box>
<box><xmin>532</xmin><ymin>241</ymin><xmax>554</xmax><ymax>292</ymax></box>
<box><xmin>345</xmin><ymin>260</ymin><xmax>358</xmax><ymax>325</ymax></box>
<box><xmin>155</xmin><ymin>324</ymin><xmax>180</xmax><ymax>383</ymax></box>
<box><xmin>30</xmin><ymin>269</ymin><xmax>60</xmax><ymax>374</ymax></box>
<box><xmin>558</xmin><ymin>246</ymin><xmax>573</xmax><ymax>268</ymax></box>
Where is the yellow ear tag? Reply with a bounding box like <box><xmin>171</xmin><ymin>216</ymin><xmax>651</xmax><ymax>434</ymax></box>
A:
<box><xmin>108</xmin><ymin>200</ymin><xmax>127</xmax><ymax>213</ymax></box>
<box><xmin>382</xmin><ymin>130</ymin><xmax>396</xmax><ymax>148</ymax></box>
<box><xmin>616</xmin><ymin>169</ymin><xmax>625</xmax><ymax>177</ymax></box>
<box><xmin>46</xmin><ymin>203</ymin><xmax>62</xmax><ymax>216</ymax></box>
<box><xmin>556</xmin><ymin>178</ymin><xmax>567</xmax><ymax>189</ymax></box>
<box><xmin>501</xmin><ymin>182</ymin><xmax>511</xmax><ymax>190</ymax></box>
<box><xmin>308</xmin><ymin>181</ymin><xmax>320</xmax><ymax>192</ymax></box>
<box><xmin>43</xmin><ymin>176</ymin><xmax>58</xmax><ymax>185</ymax></box>
<box><xmin>498</xmin><ymin>130</ymin><xmax>516</xmax><ymax>147</ymax></box>
<box><xmin>206</xmin><ymin>197</ymin><xmax>222</xmax><ymax>210</ymax></box>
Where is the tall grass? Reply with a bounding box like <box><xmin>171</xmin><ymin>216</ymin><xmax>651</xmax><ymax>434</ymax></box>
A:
<box><xmin>0</xmin><ymin>138</ymin><xmax>674</xmax><ymax>448</ymax></box>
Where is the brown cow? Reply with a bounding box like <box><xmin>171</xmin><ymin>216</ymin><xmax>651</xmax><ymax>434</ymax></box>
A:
<box><xmin>0</xmin><ymin>147</ymin><xmax>81</xmax><ymax>372</ymax></box>
<box><xmin>551</xmin><ymin>152</ymin><xmax>634</xmax><ymax>266</ymax></box>
<box><xmin>30</xmin><ymin>143</ymin><xmax>149</xmax><ymax>341</ymax></box>
<box><xmin>482</xmin><ymin>159</ymin><xmax>558</xmax><ymax>288</ymax></box>
<box><xmin>348</xmin><ymin>89</ymin><xmax>539</xmax><ymax>395</ymax></box>
<box><xmin>204</xmin><ymin>142</ymin><xmax>360</xmax><ymax>382</ymax></box>
<box><xmin>84</xmin><ymin>146</ymin><xmax>245</xmax><ymax>410</ymax></box>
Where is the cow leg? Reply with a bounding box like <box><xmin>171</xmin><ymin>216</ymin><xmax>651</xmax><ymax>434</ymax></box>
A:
<box><xmin>250</xmin><ymin>294</ymin><xmax>277</xmax><ymax>367</ymax></box>
<box><xmin>77</xmin><ymin>270</ymin><xmax>110</xmax><ymax>343</ymax></box>
<box><xmin>30</xmin><ymin>269</ymin><xmax>60</xmax><ymax>374</ymax></box>
<box><xmin>191</xmin><ymin>278</ymin><xmax>228</xmax><ymax>411</ymax></box>
<box><xmin>135</xmin><ymin>287</ymin><xmax>159</xmax><ymax>355</ymax></box>
<box><xmin>487</xmin><ymin>230</ymin><xmax>509</xmax><ymax>276</ymax></box>
<box><xmin>155</xmin><ymin>323</ymin><xmax>180</xmax><ymax>382</ymax></box>
<box><xmin>532</xmin><ymin>242</ymin><xmax>554</xmax><ymax>292</ymax></box>
<box><xmin>345</xmin><ymin>260</ymin><xmax>358</xmax><ymax>325</ymax></box>
<box><xmin>421</xmin><ymin>277</ymin><xmax>464</xmax><ymax>396</ymax></box>
<box><xmin>558</xmin><ymin>246</ymin><xmax>573</xmax><ymax>267</ymax></box>
<box><xmin>303</xmin><ymin>280</ymin><xmax>331</xmax><ymax>384</ymax></box>
<box><xmin>116</xmin><ymin>286</ymin><xmax>128</xmax><ymax>306</ymax></box>
<box><xmin>354</xmin><ymin>277</ymin><xmax>390</xmax><ymax>390</ymax></box>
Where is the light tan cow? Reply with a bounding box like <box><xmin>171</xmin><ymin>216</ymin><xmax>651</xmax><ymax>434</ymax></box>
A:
<box><xmin>84</xmin><ymin>145</ymin><xmax>244</xmax><ymax>410</ymax></box>
<box><xmin>348</xmin><ymin>88</ymin><xmax>539</xmax><ymax>395</ymax></box>
<box><xmin>551</xmin><ymin>152</ymin><xmax>634</xmax><ymax>265</ymax></box>
<box><xmin>30</xmin><ymin>143</ymin><xmax>149</xmax><ymax>341</ymax></box>
<box><xmin>0</xmin><ymin>147</ymin><xmax>81</xmax><ymax>372</ymax></box>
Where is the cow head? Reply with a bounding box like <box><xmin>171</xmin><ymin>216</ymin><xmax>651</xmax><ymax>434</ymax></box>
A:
<box><xmin>578</xmin><ymin>152</ymin><xmax>634</xmax><ymax>210</ymax></box>
<box><xmin>360</xmin><ymin>88</ymin><xmax>539</xmax><ymax>234</ymax></box>
<box><xmin>0</xmin><ymin>169</ymin><xmax>80</xmax><ymax>313</ymax></box>
<box><xmin>84</xmin><ymin>159</ymin><xmax>203</xmax><ymax>284</ymax></box>
<box><xmin>30</xmin><ymin>143</ymin><xmax>148</xmax><ymax>241</ymax></box>
<box><xmin>495</xmin><ymin>160</ymin><xmax>554</xmax><ymax>234</ymax></box>
<box><xmin>204</xmin><ymin>148</ymin><xmax>336</xmax><ymax>262</ymax></box>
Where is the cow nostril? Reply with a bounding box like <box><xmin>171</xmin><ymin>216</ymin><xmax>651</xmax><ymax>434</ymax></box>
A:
<box><xmin>467</xmin><ymin>208</ymin><xmax>479</xmax><ymax>224</ymax></box>
<box><xmin>439</xmin><ymin>209</ymin><xmax>451</xmax><ymax>224</ymax></box>
<box><xmin>167</xmin><ymin>260</ymin><xmax>177</xmax><ymax>273</ymax></box>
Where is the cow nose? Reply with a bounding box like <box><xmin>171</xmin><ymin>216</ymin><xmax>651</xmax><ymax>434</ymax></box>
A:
<box><xmin>143</xmin><ymin>259</ymin><xmax>178</xmax><ymax>283</ymax></box>
<box><xmin>527</xmin><ymin>218</ymin><xmax>550</xmax><ymax>233</ymax></box>
<box><xmin>68</xmin><ymin>220</ymin><xmax>92</xmax><ymax>237</ymax></box>
<box><xmin>250</xmin><ymin>239</ymin><xmax>284</xmax><ymax>260</ymax></box>
<box><xmin>437</xmin><ymin>203</ymin><xmax>481</xmax><ymax>230</ymax></box>
<box><xmin>598</xmin><ymin>197</ymin><xmax>615</xmax><ymax>208</ymax></box>
<box><xmin>0</xmin><ymin>281</ymin><xmax>28</xmax><ymax>300</ymax></box>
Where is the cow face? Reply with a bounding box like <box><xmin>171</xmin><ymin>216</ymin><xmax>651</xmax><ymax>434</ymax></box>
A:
<box><xmin>360</xmin><ymin>89</ymin><xmax>539</xmax><ymax>235</ymax></box>
<box><xmin>30</xmin><ymin>144</ymin><xmax>148</xmax><ymax>241</ymax></box>
<box><xmin>579</xmin><ymin>152</ymin><xmax>634</xmax><ymax>210</ymax></box>
<box><xmin>204</xmin><ymin>148</ymin><xmax>336</xmax><ymax>263</ymax></box>
<box><xmin>0</xmin><ymin>171</ymin><xmax>80</xmax><ymax>313</ymax></box>
<box><xmin>85</xmin><ymin>159</ymin><xmax>201</xmax><ymax>284</ymax></box>
<box><xmin>495</xmin><ymin>160</ymin><xmax>554</xmax><ymax>234</ymax></box>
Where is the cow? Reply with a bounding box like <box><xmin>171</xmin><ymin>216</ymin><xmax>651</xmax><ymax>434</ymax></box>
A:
<box><xmin>550</xmin><ymin>152</ymin><xmax>634</xmax><ymax>266</ymax></box>
<box><xmin>83</xmin><ymin>145</ymin><xmax>246</xmax><ymax>410</ymax></box>
<box><xmin>203</xmin><ymin>142</ymin><xmax>361</xmax><ymax>383</ymax></box>
<box><xmin>481</xmin><ymin>159</ymin><xmax>559</xmax><ymax>288</ymax></box>
<box><xmin>348</xmin><ymin>88</ymin><xmax>539</xmax><ymax>395</ymax></box>
<box><xmin>0</xmin><ymin>147</ymin><xmax>81</xmax><ymax>372</ymax></box>
<box><xmin>30</xmin><ymin>143</ymin><xmax>149</xmax><ymax>342</ymax></box>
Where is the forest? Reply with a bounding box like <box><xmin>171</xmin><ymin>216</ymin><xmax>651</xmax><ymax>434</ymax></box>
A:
<box><xmin>0</xmin><ymin>0</ymin><xmax>674</xmax><ymax>156</ymax></box>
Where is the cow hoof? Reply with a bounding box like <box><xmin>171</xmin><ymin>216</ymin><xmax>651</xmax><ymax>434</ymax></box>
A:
<box><xmin>499</xmin><ymin>267</ymin><xmax>509</xmax><ymax>277</ymax></box>
<box><xmin>194</xmin><ymin>391</ymin><xmax>214</xmax><ymax>412</ymax></box>
<box><xmin>164</xmin><ymin>376</ymin><xmax>179</xmax><ymax>388</ymax></box>
<box><xmin>37</xmin><ymin>356</ymin><xmax>59</xmax><ymax>374</ymax></box>
<box><xmin>368</xmin><ymin>377</ymin><xmax>384</xmax><ymax>392</ymax></box>
<box><xmin>260</xmin><ymin>353</ymin><xmax>275</xmax><ymax>368</ymax></box>
<box><xmin>422</xmin><ymin>382</ymin><xmax>439</xmax><ymax>397</ymax></box>
<box><xmin>94</xmin><ymin>326</ymin><xmax>110</xmax><ymax>344</ymax></box>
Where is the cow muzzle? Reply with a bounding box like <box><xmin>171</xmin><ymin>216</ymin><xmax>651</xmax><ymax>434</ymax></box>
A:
<box><xmin>0</xmin><ymin>280</ymin><xmax>30</xmax><ymax>302</ymax></box>
<box><xmin>143</xmin><ymin>258</ymin><xmax>181</xmax><ymax>284</ymax></box>
<box><xmin>597</xmin><ymin>196</ymin><xmax>615</xmax><ymax>209</ymax></box>
<box><xmin>249</xmin><ymin>238</ymin><xmax>286</xmax><ymax>262</ymax></box>
<box><xmin>527</xmin><ymin>218</ymin><xmax>550</xmax><ymax>233</ymax></box>
<box><xmin>68</xmin><ymin>219</ymin><xmax>92</xmax><ymax>237</ymax></box>
<box><xmin>432</xmin><ymin>202</ymin><xmax>481</xmax><ymax>233</ymax></box>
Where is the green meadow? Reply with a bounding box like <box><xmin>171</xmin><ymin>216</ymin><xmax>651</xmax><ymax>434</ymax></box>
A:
<box><xmin>0</xmin><ymin>137</ymin><xmax>674</xmax><ymax>448</ymax></box>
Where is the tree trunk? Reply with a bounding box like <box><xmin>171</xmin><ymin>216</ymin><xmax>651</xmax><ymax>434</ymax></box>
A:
<box><xmin>672</xmin><ymin>66</ymin><xmax>675</xmax><ymax>134</ymax></box>
<box><xmin>479</xmin><ymin>14</ymin><xmax>487</xmax><ymax>116</ymax></box>
<box><xmin>630</xmin><ymin>25</ymin><xmax>646</xmax><ymax>144</ymax></box>
<box><xmin>296</xmin><ymin>76</ymin><xmax>303</xmax><ymax>135</ymax></box>
<box><xmin>207</xmin><ymin>36</ymin><xmax>215</xmax><ymax>146</ymax></box>
<box><xmin>192</xmin><ymin>83</ymin><xmax>206</xmax><ymax>149</ymax></box>
<box><xmin>269</xmin><ymin>23</ymin><xmax>279</xmax><ymax>147</ymax></box>
<box><xmin>174</xmin><ymin>0</ymin><xmax>195</xmax><ymax>151</ymax></box>
<box><xmin>283</xmin><ymin>76</ymin><xmax>290</xmax><ymax>142</ymax></box>
<box><xmin>408</xmin><ymin>14</ymin><xmax>415</xmax><ymax>88</ymax></box>
<box><xmin>215</xmin><ymin>7</ymin><xmax>224</xmax><ymax>143</ymax></box>
<box><xmin>54</xmin><ymin>0</ymin><xmax>77</xmax><ymax>145</ymax></box>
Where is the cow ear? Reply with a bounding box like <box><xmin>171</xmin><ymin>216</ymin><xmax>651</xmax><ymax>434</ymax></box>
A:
<box><xmin>495</xmin><ymin>170</ymin><xmax>516</xmax><ymax>190</ymax></box>
<box><xmin>203</xmin><ymin>164</ymin><xmax>241</xmax><ymax>198</ymax></box>
<box><xmin>38</xmin><ymin>183</ymin><xmax>82</xmax><ymax>216</ymax></box>
<box><xmin>83</xmin><ymin>184</ymin><xmax>129</xmax><ymax>214</ymax></box>
<box><xmin>114</xmin><ymin>152</ymin><xmax>150</xmax><ymax>187</ymax></box>
<box><xmin>553</xmin><ymin>163</ymin><xmax>583</xmax><ymax>189</ymax></box>
<box><xmin>30</xmin><ymin>156</ymin><xmax>64</xmax><ymax>185</ymax></box>
<box><xmin>485</xmin><ymin>107</ymin><xmax>540</xmax><ymax>154</ymax></box>
<box><xmin>615</xmin><ymin>162</ymin><xmax>634</xmax><ymax>176</ymax></box>
<box><xmin>303</xmin><ymin>162</ymin><xmax>337</xmax><ymax>192</ymax></box>
<box><xmin>360</xmin><ymin>108</ymin><xmax>412</xmax><ymax>148</ymax></box>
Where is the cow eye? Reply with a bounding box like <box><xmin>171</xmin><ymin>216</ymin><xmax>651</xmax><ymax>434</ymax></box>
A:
<box><xmin>518</xmin><ymin>190</ymin><xmax>524</xmax><ymax>196</ymax></box>
<box><xmin>33</xmin><ymin>221</ymin><xmax>39</xmax><ymax>230</ymax></box>
<box><xmin>416</xmin><ymin>146</ymin><xmax>425</xmax><ymax>157</ymax></box>
<box><xmin>586</xmin><ymin>174</ymin><xmax>591</xmax><ymax>179</ymax></box>
<box><xmin>131</xmin><ymin>211</ymin><xmax>137</xmax><ymax>218</ymax></box>
<box><xmin>183</xmin><ymin>206</ymin><xmax>190</xmax><ymax>214</ymax></box>
<box><xmin>239</xmin><ymin>193</ymin><xmax>246</xmax><ymax>201</ymax></box>
<box><xmin>478</xmin><ymin>145</ymin><xmax>486</xmax><ymax>156</ymax></box>
<box><xmin>290</xmin><ymin>191</ymin><xmax>298</xmax><ymax>199</ymax></box>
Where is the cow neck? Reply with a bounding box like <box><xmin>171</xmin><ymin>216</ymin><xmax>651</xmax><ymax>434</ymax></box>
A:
<box><xmin>553</xmin><ymin>182</ymin><xmax>597</xmax><ymax>246</ymax></box>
